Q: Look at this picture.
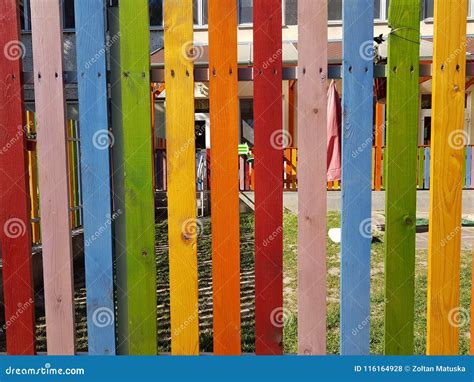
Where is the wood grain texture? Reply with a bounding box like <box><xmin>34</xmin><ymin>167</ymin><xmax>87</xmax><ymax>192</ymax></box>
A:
<box><xmin>0</xmin><ymin>0</ymin><xmax>36</xmax><ymax>355</ymax></box>
<box><xmin>109</xmin><ymin>0</ymin><xmax>157</xmax><ymax>355</ymax></box>
<box><xmin>340</xmin><ymin>0</ymin><xmax>373</xmax><ymax>355</ymax></box>
<box><xmin>75</xmin><ymin>0</ymin><xmax>115</xmax><ymax>355</ymax></box>
<box><xmin>30</xmin><ymin>0</ymin><xmax>76</xmax><ymax>355</ymax></box>
<box><xmin>384</xmin><ymin>0</ymin><xmax>420</xmax><ymax>355</ymax></box>
<box><xmin>297</xmin><ymin>0</ymin><xmax>327</xmax><ymax>355</ymax></box>
<box><xmin>208</xmin><ymin>0</ymin><xmax>241</xmax><ymax>355</ymax></box>
<box><xmin>253</xmin><ymin>0</ymin><xmax>283</xmax><ymax>355</ymax></box>
<box><xmin>164</xmin><ymin>0</ymin><xmax>200</xmax><ymax>355</ymax></box>
<box><xmin>427</xmin><ymin>0</ymin><xmax>467</xmax><ymax>355</ymax></box>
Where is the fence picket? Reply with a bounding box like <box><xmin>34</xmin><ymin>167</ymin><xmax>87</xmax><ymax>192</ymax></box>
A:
<box><xmin>340</xmin><ymin>0</ymin><xmax>374</xmax><ymax>355</ymax></box>
<box><xmin>384</xmin><ymin>0</ymin><xmax>420</xmax><ymax>355</ymax></box>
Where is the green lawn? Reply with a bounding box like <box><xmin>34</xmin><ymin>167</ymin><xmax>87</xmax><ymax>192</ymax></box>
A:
<box><xmin>282</xmin><ymin>211</ymin><xmax>472</xmax><ymax>354</ymax></box>
<box><xmin>25</xmin><ymin>210</ymin><xmax>471</xmax><ymax>354</ymax></box>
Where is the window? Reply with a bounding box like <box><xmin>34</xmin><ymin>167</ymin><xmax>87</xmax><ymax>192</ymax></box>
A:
<box><xmin>149</xmin><ymin>0</ymin><xmax>163</xmax><ymax>28</ymax></box>
<box><xmin>284</xmin><ymin>0</ymin><xmax>297</xmax><ymax>26</ymax></box>
<box><xmin>422</xmin><ymin>0</ymin><xmax>472</xmax><ymax>20</ymax></box>
<box><xmin>238</xmin><ymin>0</ymin><xmax>253</xmax><ymax>25</ymax></box>
<box><xmin>374</xmin><ymin>0</ymin><xmax>389</xmax><ymax>20</ymax></box>
<box><xmin>62</xmin><ymin>0</ymin><xmax>75</xmax><ymax>30</ymax></box>
<box><xmin>329</xmin><ymin>0</ymin><xmax>388</xmax><ymax>22</ymax></box>
<box><xmin>193</xmin><ymin>0</ymin><xmax>208</xmax><ymax>27</ymax></box>
<box><xmin>20</xmin><ymin>0</ymin><xmax>31</xmax><ymax>31</ymax></box>
<box><xmin>328</xmin><ymin>0</ymin><xmax>343</xmax><ymax>21</ymax></box>
<box><xmin>422</xmin><ymin>0</ymin><xmax>434</xmax><ymax>19</ymax></box>
<box><xmin>20</xmin><ymin>0</ymin><xmax>74</xmax><ymax>31</ymax></box>
<box><xmin>240</xmin><ymin>99</ymin><xmax>254</xmax><ymax>146</ymax></box>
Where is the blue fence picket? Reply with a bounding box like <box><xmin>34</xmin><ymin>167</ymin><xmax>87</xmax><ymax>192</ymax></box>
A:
<box><xmin>425</xmin><ymin>147</ymin><xmax>431</xmax><ymax>189</ymax></box>
<box><xmin>75</xmin><ymin>0</ymin><xmax>116</xmax><ymax>355</ymax></box>
<box><xmin>340</xmin><ymin>0</ymin><xmax>374</xmax><ymax>355</ymax></box>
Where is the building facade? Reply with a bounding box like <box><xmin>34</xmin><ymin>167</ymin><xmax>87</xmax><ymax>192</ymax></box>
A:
<box><xmin>19</xmin><ymin>0</ymin><xmax>474</xmax><ymax>147</ymax></box>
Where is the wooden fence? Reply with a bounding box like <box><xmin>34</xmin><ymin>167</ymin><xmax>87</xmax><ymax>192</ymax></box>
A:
<box><xmin>155</xmin><ymin>146</ymin><xmax>474</xmax><ymax>192</ymax></box>
<box><xmin>0</xmin><ymin>0</ymin><xmax>472</xmax><ymax>356</ymax></box>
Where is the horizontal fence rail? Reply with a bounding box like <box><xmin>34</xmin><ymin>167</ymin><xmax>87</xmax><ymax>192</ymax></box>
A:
<box><xmin>154</xmin><ymin>146</ymin><xmax>474</xmax><ymax>193</ymax></box>
<box><xmin>19</xmin><ymin>61</ymin><xmax>474</xmax><ymax>84</ymax></box>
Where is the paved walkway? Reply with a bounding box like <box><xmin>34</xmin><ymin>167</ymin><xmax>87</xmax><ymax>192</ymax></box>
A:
<box><xmin>241</xmin><ymin>190</ymin><xmax>474</xmax><ymax>250</ymax></box>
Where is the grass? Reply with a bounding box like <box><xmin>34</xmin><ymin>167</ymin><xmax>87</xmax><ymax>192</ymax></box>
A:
<box><xmin>19</xmin><ymin>210</ymin><xmax>471</xmax><ymax>354</ymax></box>
<box><xmin>282</xmin><ymin>210</ymin><xmax>472</xmax><ymax>354</ymax></box>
